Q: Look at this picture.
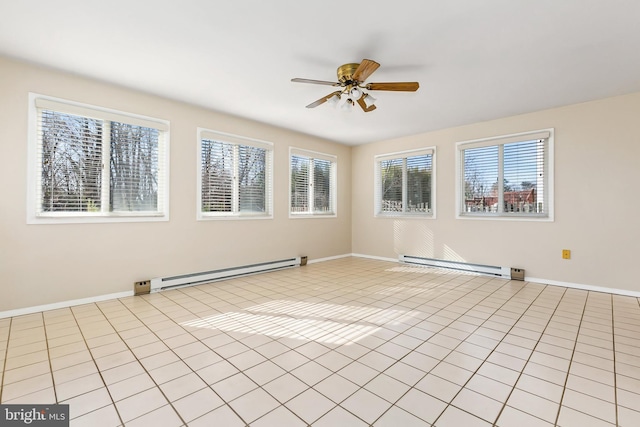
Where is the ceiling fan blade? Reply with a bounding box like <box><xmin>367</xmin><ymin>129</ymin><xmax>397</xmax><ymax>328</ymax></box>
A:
<box><xmin>366</xmin><ymin>82</ymin><xmax>419</xmax><ymax>91</ymax></box>
<box><xmin>356</xmin><ymin>97</ymin><xmax>376</xmax><ymax>113</ymax></box>
<box><xmin>305</xmin><ymin>91</ymin><xmax>342</xmax><ymax>108</ymax></box>
<box><xmin>292</xmin><ymin>78</ymin><xmax>340</xmax><ymax>87</ymax></box>
<box><xmin>352</xmin><ymin>59</ymin><xmax>380</xmax><ymax>82</ymax></box>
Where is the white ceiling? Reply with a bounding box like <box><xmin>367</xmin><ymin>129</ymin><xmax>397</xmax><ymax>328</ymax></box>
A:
<box><xmin>1</xmin><ymin>0</ymin><xmax>639</xmax><ymax>145</ymax></box>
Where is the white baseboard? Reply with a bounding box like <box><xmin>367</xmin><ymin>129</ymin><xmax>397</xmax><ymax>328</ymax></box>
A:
<box><xmin>351</xmin><ymin>253</ymin><xmax>398</xmax><ymax>263</ymax></box>
<box><xmin>307</xmin><ymin>253</ymin><xmax>353</xmax><ymax>264</ymax></box>
<box><xmin>526</xmin><ymin>277</ymin><xmax>640</xmax><ymax>298</ymax></box>
<box><xmin>0</xmin><ymin>291</ymin><xmax>134</xmax><ymax>320</ymax></box>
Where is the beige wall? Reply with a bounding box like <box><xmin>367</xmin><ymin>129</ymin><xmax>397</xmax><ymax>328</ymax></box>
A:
<box><xmin>0</xmin><ymin>56</ymin><xmax>352</xmax><ymax>312</ymax></box>
<box><xmin>352</xmin><ymin>92</ymin><xmax>640</xmax><ymax>292</ymax></box>
<box><xmin>2</xmin><ymin>54</ymin><xmax>640</xmax><ymax>313</ymax></box>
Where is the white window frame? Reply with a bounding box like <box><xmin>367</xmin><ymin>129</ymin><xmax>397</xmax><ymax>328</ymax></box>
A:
<box><xmin>27</xmin><ymin>93</ymin><xmax>170</xmax><ymax>224</ymax></box>
<box><xmin>289</xmin><ymin>147</ymin><xmax>337</xmax><ymax>218</ymax></box>
<box><xmin>455</xmin><ymin>129</ymin><xmax>554</xmax><ymax>221</ymax></box>
<box><xmin>374</xmin><ymin>147</ymin><xmax>436</xmax><ymax>218</ymax></box>
<box><xmin>197</xmin><ymin>129</ymin><xmax>273</xmax><ymax>220</ymax></box>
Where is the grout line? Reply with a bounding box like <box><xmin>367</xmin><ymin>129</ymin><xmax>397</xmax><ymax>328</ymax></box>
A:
<box><xmin>368</xmin><ymin>276</ymin><xmax>549</xmax><ymax>425</ymax></box>
<box><xmin>487</xmin><ymin>285</ymin><xmax>573</xmax><ymax>426</ymax></box>
<box><xmin>68</xmin><ymin>305</ymin><xmax>126</xmax><ymax>426</ymax></box>
<box><xmin>611</xmin><ymin>294</ymin><xmax>619</xmax><ymax>427</ymax></box>
<box><xmin>157</xmin><ymin>262</ymin><xmax>479</xmax><ymax>425</ymax></box>
<box><xmin>339</xmin><ymin>270</ymin><xmax>504</xmax><ymax>424</ymax></box>
<box><xmin>551</xmin><ymin>292</ymin><xmax>591</xmax><ymax>426</ymax></box>
<box><xmin>0</xmin><ymin>317</ymin><xmax>12</xmax><ymax>403</ymax></box>
<box><xmin>430</xmin><ymin>283</ymin><xmax>567</xmax><ymax>426</ymax></box>
<box><xmin>39</xmin><ymin>311</ymin><xmax>58</xmax><ymax>404</ymax></box>
<box><xmin>111</xmin><ymin>293</ymin><xmax>253</xmax><ymax>425</ymax></box>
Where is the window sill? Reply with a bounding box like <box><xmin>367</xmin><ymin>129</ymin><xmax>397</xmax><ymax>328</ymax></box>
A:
<box><xmin>456</xmin><ymin>213</ymin><xmax>553</xmax><ymax>222</ymax></box>
<box><xmin>289</xmin><ymin>213</ymin><xmax>337</xmax><ymax>219</ymax></box>
<box><xmin>198</xmin><ymin>213</ymin><xmax>273</xmax><ymax>221</ymax></box>
<box><xmin>375</xmin><ymin>212</ymin><xmax>434</xmax><ymax>219</ymax></box>
<box><xmin>28</xmin><ymin>213</ymin><xmax>169</xmax><ymax>225</ymax></box>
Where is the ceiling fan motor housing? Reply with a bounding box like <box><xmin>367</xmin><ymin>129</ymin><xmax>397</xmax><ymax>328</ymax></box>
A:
<box><xmin>337</xmin><ymin>63</ymin><xmax>361</xmax><ymax>84</ymax></box>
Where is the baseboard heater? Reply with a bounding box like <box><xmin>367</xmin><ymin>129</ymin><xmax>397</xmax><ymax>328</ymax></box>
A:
<box><xmin>150</xmin><ymin>256</ymin><xmax>307</xmax><ymax>293</ymax></box>
<box><xmin>399</xmin><ymin>255</ymin><xmax>518</xmax><ymax>280</ymax></box>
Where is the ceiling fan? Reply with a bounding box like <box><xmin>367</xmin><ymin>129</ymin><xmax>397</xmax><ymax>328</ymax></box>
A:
<box><xmin>291</xmin><ymin>59</ymin><xmax>419</xmax><ymax>112</ymax></box>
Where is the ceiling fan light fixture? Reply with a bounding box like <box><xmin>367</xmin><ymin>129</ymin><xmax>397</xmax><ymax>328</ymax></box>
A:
<box><xmin>349</xmin><ymin>86</ymin><xmax>363</xmax><ymax>100</ymax></box>
<box><xmin>363</xmin><ymin>93</ymin><xmax>377</xmax><ymax>108</ymax></box>
<box><xmin>341</xmin><ymin>98</ymin><xmax>354</xmax><ymax>111</ymax></box>
<box><xmin>326</xmin><ymin>93</ymin><xmax>341</xmax><ymax>106</ymax></box>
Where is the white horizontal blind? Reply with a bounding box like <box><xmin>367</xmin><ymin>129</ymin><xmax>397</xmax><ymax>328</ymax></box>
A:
<box><xmin>38</xmin><ymin>110</ymin><xmax>104</xmax><ymax>213</ymax></box>
<box><xmin>462</xmin><ymin>145</ymin><xmax>499</xmax><ymax>213</ymax></box>
<box><xmin>376</xmin><ymin>148</ymin><xmax>434</xmax><ymax>215</ymax></box>
<box><xmin>200</xmin><ymin>135</ymin><xmax>271</xmax><ymax>217</ymax></box>
<box><xmin>380</xmin><ymin>158</ymin><xmax>403</xmax><ymax>213</ymax></box>
<box><xmin>406</xmin><ymin>154</ymin><xmax>432</xmax><ymax>213</ymax></box>
<box><xmin>460</xmin><ymin>131</ymin><xmax>549</xmax><ymax>216</ymax></box>
<box><xmin>238</xmin><ymin>145</ymin><xmax>267</xmax><ymax>213</ymax></box>
<box><xmin>35</xmin><ymin>98</ymin><xmax>169</xmax><ymax>131</ymax></box>
<box><xmin>313</xmin><ymin>158</ymin><xmax>333</xmax><ymax>213</ymax></box>
<box><xmin>290</xmin><ymin>155</ymin><xmax>309</xmax><ymax>213</ymax></box>
<box><xmin>37</xmin><ymin>108</ymin><xmax>163</xmax><ymax>215</ymax></box>
<box><xmin>289</xmin><ymin>149</ymin><xmax>337</xmax><ymax>216</ymax></box>
<box><xmin>110</xmin><ymin>122</ymin><xmax>160</xmax><ymax>212</ymax></box>
<box><xmin>201</xmin><ymin>139</ymin><xmax>234</xmax><ymax>213</ymax></box>
<box><xmin>503</xmin><ymin>139</ymin><xmax>545</xmax><ymax>213</ymax></box>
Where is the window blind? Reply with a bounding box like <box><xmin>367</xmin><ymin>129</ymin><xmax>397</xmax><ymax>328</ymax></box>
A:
<box><xmin>289</xmin><ymin>148</ymin><xmax>337</xmax><ymax>216</ymax></box>
<box><xmin>238</xmin><ymin>145</ymin><xmax>267</xmax><ymax>213</ymax></box>
<box><xmin>290</xmin><ymin>155</ymin><xmax>310</xmax><ymax>213</ymax></box>
<box><xmin>459</xmin><ymin>131</ymin><xmax>549</xmax><ymax>216</ymax></box>
<box><xmin>199</xmin><ymin>134</ymin><xmax>272</xmax><ymax>217</ymax></box>
<box><xmin>375</xmin><ymin>148</ymin><xmax>434</xmax><ymax>216</ymax></box>
<box><xmin>201</xmin><ymin>139</ymin><xmax>234</xmax><ymax>213</ymax></box>
<box><xmin>313</xmin><ymin>158</ymin><xmax>332</xmax><ymax>213</ymax></box>
<box><xmin>38</xmin><ymin>110</ymin><xmax>104</xmax><ymax>213</ymax></box>
<box><xmin>37</xmin><ymin>108</ymin><xmax>164</xmax><ymax>215</ymax></box>
<box><xmin>406</xmin><ymin>154</ymin><xmax>432</xmax><ymax>213</ymax></box>
<box><xmin>380</xmin><ymin>158</ymin><xmax>403</xmax><ymax>213</ymax></box>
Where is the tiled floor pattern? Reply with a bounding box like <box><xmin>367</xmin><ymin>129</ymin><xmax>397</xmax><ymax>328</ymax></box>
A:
<box><xmin>1</xmin><ymin>257</ymin><xmax>640</xmax><ymax>426</ymax></box>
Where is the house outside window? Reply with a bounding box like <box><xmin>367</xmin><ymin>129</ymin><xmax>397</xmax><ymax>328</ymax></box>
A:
<box><xmin>457</xmin><ymin>129</ymin><xmax>554</xmax><ymax>220</ymax></box>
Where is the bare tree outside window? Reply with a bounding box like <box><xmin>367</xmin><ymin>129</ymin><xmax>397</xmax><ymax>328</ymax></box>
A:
<box><xmin>238</xmin><ymin>145</ymin><xmax>266</xmax><ymax>212</ymax></box>
<box><xmin>201</xmin><ymin>139</ymin><xmax>268</xmax><ymax>215</ymax></box>
<box><xmin>201</xmin><ymin>140</ymin><xmax>233</xmax><ymax>212</ymax></box>
<box><xmin>40</xmin><ymin>111</ymin><xmax>103</xmax><ymax>212</ymax></box>
<box><xmin>40</xmin><ymin>111</ymin><xmax>161</xmax><ymax>214</ymax></box>
<box><xmin>110</xmin><ymin>122</ymin><xmax>159</xmax><ymax>211</ymax></box>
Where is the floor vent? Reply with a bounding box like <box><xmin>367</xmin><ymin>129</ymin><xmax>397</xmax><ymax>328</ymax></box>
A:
<box><xmin>399</xmin><ymin>255</ymin><xmax>512</xmax><ymax>279</ymax></box>
<box><xmin>150</xmin><ymin>257</ymin><xmax>306</xmax><ymax>293</ymax></box>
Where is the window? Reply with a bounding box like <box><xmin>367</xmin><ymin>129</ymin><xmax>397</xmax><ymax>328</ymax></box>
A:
<box><xmin>198</xmin><ymin>130</ymin><xmax>273</xmax><ymax>219</ymax></box>
<box><xmin>374</xmin><ymin>148</ymin><xmax>435</xmax><ymax>217</ymax></box>
<box><xmin>457</xmin><ymin>129</ymin><xmax>553</xmax><ymax>220</ymax></box>
<box><xmin>290</xmin><ymin>148</ymin><xmax>337</xmax><ymax>216</ymax></box>
<box><xmin>28</xmin><ymin>94</ymin><xmax>169</xmax><ymax>223</ymax></box>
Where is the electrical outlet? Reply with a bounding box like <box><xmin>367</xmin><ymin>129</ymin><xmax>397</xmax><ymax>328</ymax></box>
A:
<box><xmin>562</xmin><ymin>249</ymin><xmax>571</xmax><ymax>260</ymax></box>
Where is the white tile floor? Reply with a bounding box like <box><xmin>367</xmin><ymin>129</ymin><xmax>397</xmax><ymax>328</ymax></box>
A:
<box><xmin>1</xmin><ymin>257</ymin><xmax>639</xmax><ymax>426</ymax></box>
